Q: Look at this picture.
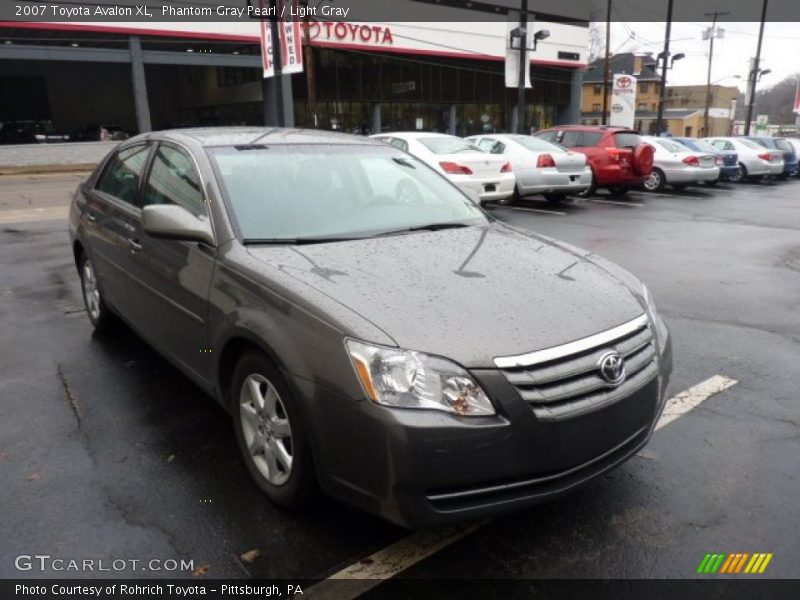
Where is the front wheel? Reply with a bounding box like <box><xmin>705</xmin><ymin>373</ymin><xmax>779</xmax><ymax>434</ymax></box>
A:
<box><xmin>543</xmin><ymin>193</ymin><xmax>566</xmax><ymax>203</ymax></box>
<box><xmin>607</xmin><ymin>185</ymin><xmax>629</xmax><ymax>197</ymax></box>
<box><xmin>79</xmin><ymin>253</ymin><xmax>116</xmax><ymax>331</ymax></box>
<box><xmin>231</xmin><ymin>352</ymin><xmax>317</xmax><ymax>509</ymax></box>
<box><xmin>577</xmin><ymin>173</ymin><xmax>597</xmax><ymax>198</ymax></box>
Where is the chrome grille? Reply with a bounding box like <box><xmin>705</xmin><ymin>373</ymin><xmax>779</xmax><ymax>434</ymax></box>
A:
<box><xmin>494</xmin><ymin>315</ymin><xmax>658</xmax><ymax>421</ymax></box>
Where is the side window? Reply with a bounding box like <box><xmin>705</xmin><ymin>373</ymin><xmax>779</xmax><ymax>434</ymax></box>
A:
<box><xmin>580</xmin><ymin>132</ymin><xmax>603</xmax><ymax>147</ymax></box>
<box><xmin>143</xmin><ymin>144</ymin><xmax>206</xmax><ymax>217</ymax></box>
<box><xmin>560</xmin><ymin>131</ymin><xmax>582</xmax><ymax>148</ymax></box>
<box><xmin>95</xmin><ymin>144</ymin><xmax>151</xmax><ymax>206</ymax></box>
<box><xmin>389</xmin><ymin>138</ymin><xmax>409</xmax><ymax>152</ymax></box>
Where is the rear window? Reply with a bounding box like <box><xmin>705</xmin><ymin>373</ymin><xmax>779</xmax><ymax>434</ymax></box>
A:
<box><xmin>656</xmin><ymin>139</ymin><xmax>687</xmax><ymax>153</ymax></box>
<box><xmin>775</xmin><ymin>139</ymin><xmax>792</xmax><ymax>151</ymax></box>
<box><xmin>510</xmin><ymin>135</ymin><xmax>565</xmax><ymax>153</ymax></box>
<box><xmin>614</xmin><ymin>132</ymin><xmax>642</xmax><ymax>148</ymax></box>
<box><xmin>418</xmin><ymin>137</ymin><xmax>482</xmax><ymax>155</ymax></box>
<box><xmin>747</xmin><ymin>138</ymin><xmax>771</xmax><ymax>149</ymax></box>
<box><xmin>739</xmin><ymin>138</ymin><xmax>763</xmax><ymax>150</ymax></box>
<box><xmin>690</xmin><ymin>139</ymin><xmax>719</xmax><ymax>153</ymax></box>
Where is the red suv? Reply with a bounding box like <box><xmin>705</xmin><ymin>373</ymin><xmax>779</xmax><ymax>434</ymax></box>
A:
<box><xmin>534</xmin><ymin>126</ymin><xmax>654</xmax><ymax>196</ymax></box>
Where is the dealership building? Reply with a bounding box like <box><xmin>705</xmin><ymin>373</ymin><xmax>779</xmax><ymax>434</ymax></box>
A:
<box><xmin>0</xmin><ymin>1</ymin><xmax>590</xmax><ymax>140</ymax></box>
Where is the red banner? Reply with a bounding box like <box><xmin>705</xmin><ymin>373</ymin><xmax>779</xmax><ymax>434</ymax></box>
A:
<box><xmin>259</xmin><ymin>0</ymin><xmax>304</xmax><ymax>78</ymax></box>
<box><xmin>794</xmin><ymin>80</ymin><xmax>800</xmax><ymax>115</ymax></box>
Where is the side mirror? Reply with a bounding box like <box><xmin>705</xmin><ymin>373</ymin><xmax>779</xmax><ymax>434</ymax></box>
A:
<box><xmin>142</xmin><ymin>204</ymin><xmax>215</xmax><ymax>246</ymax></box>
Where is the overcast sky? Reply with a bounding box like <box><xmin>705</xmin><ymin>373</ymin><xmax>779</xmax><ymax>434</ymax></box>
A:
<box><xmin>599</xmin><ymin>19</ymin><xmax>800</xmax><ymax>92</ymax></box>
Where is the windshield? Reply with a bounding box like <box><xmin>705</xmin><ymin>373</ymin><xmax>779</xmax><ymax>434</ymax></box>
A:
<box><xmin>418</xmin><ymin>137</ymin><xmax>483</xmax><ymax>155</ymax></box>
<box><xmin>510</xmin><ymin>135</ymin><xmax>566</xmax><ymax>153</ymax></box>
<box><xmin>210</xmin><ymin>144</ymin><xmax>487</xmax><ymax>242</ymax></box>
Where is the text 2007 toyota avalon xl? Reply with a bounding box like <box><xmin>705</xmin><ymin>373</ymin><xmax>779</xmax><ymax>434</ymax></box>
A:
<box><xmin>69</xmin><ymin>128</ymin><xmax>672</xmax><ymax>528</ymax></box>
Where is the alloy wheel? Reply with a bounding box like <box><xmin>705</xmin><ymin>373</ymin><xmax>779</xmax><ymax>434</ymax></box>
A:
<box><xmin>644</xmin><ymin>170</ymin><xmax>662</xmax><ymax>192</ymax></box>
<box><xmin>239</xmin><ymin>373</ymin><xmax>293</xmax><ymax>486</ymax></box>
<box><xmin>82</xmin><ymin>260</ymin><xmax>101</xmax><ymax>321</ymax></box>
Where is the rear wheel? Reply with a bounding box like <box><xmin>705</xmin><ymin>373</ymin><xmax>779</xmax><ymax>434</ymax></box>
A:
<box><xmin>643</xmin><ymin>168</ymin><xmax>666</xmax><ymax>192</ymax></box>
<box><xmin>576</xmin><ymin>173</ymin><xmax>597</xmax><ymax>198</ymax></box>
<box><xmin>79</xmin><ymin>253</ymin><xmax>115</xmax><ymax>331</ymax></box>
<box><xmin>729</xmin><ymin>163</ymin><xmax>745</xmax><ymax>183</ymax></box>
<box><xmin>231</xmin><ymin>352</ymin><xmax>317</xmax><ymax>509</ymax></box>
<box><xmin>543</xmin><ymin>193</ymin><xmax>566</xmax><ymax>203</ymax></box>
<box><xmin>607</xmin><ymin>185</ymin><xmax>629</xmax><ymax>197</ymax></box>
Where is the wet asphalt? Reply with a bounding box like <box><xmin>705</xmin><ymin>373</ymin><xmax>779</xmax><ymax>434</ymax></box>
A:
<box><xmin>0</xmin><ymin>174</ymin><xmax>798</xmax><ymax>581</ymax></box>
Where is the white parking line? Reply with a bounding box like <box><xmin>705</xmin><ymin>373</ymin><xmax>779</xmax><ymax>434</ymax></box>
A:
<box><xmin>654</xmin><ymin>375</ymin><xmax>737</xmax><ymax>431</ymax></box>
<box><xmin>305</xmin><ymin>375</ymin><xmax>738</xmax><ymax>599</ymax></box>
<box><xmin>505</xmin><ymin>206</ymin><xmax>567</xmax><ymax>216</ymax></box>
<box><xmin>591</xmin><ymin>199</ymin><xmax>644</xmax><ymax>208</ymax></box>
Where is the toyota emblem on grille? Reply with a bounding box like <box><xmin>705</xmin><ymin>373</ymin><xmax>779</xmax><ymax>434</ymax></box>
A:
<box><xmin>598</xmin><ymin>351</ymin><xmax>626</xmax><ymax>385</ymax></box>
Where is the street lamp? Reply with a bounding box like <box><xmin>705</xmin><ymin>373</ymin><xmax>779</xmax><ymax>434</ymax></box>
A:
<box><xmin>655</xmin><ymin>51</ymin><xmax>685</xmax><ymax>135</ymax></box>
<box><xmin>533</xmin><ymin>29</ymin><xmax>550</xmax><ymax>51</ymax></box>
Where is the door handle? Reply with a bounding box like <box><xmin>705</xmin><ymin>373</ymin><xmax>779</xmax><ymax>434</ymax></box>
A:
<box><xmin>128</xmin><ymin>238</ymin><xmax>143</xmax><ymax>252</ymax></box>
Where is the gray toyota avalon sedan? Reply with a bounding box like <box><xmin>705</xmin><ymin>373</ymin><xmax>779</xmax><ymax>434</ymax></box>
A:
<box><xmin>69</xmin><ymin>128</ymin><xmax>672</xmax><ymax>528</ymax></box>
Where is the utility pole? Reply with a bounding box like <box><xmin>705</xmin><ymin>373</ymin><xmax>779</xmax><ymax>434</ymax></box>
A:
<box><xmin>517</xmin><ymin>0</ymin><xmax>528</xmax><ymax>133</ymax></box>
<box><xmin>744</xmin><ymin>0</ymin><xmax>769</xmax><ymax>135</ymax></box>
<box><xmin>601</xmin><ymin>0</ymin><xmax>611</xmax><ymax>125</ymax></box>
<box><xmin>703</xmin><ymin>12</ymin><xmax>729</xmax><ymax>137</ymax></box>
<box><xmin>303</xmin><ymin>15</ymin><xmax>317</xmax><ymax>128</ymax></box>
<box><xmin>261</xmin><ymin>0</ymin><xmax>284</xmax><ymax>127</ymax></box>
<box><xmin>654</xmin><ymin>0</ymin><xmax>674</xmax><ymax>136</ymax></box>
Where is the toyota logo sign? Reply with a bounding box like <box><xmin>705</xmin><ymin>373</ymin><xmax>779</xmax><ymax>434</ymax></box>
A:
<box><xmin>617</xmin><ymin>76</ymin><xmax>633</xmax><ymax>89</ymax></box>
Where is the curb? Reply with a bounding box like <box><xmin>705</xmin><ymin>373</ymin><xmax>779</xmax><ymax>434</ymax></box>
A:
<box><xmin>0</xmin><ymin>164</ymin><xmax>97</xmax><ymax>176</ymax></box>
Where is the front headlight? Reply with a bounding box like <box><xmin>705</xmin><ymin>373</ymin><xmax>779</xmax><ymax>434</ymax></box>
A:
<box><xmin>642</xmin><ymin>285</ymin><xmax>668</xmax><ymax>349</ymax></box>
<box><xmin>345</xmin><ymin>339</ymin><xmax>495</xmax><ymax>417</ymax></box>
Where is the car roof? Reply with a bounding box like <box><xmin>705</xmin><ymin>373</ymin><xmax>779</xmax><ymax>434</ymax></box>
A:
<box><xmin>141</xmin><ymin>127</ymin><xmax>387</xmax><ymax>148</ymax></box>
<box><xmin>540</xmin><ymin>125</ymin><xmax>635</xmax><ymax>133</ymax></box>
<box><xmin>374</xmin><ymin>132</ymin><xmax>459</xmax><ymax>140</ymax></box>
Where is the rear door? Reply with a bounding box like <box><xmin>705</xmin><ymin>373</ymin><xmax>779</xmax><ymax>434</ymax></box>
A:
<box><xmin>85</xmin><ymin>143</ymin><xmax>153</xmax><ymax>318</ymax></box>
<box><xmin>126</xmin><ymin>142</ymin><xmax>216</xmax><ymax>380</ymax></box>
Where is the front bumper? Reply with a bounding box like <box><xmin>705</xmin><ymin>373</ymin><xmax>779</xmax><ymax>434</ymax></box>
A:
<box><xmin>297</xmin><ymin>331</ymin><xmax>672</xmax><ymax>528</ymax></box>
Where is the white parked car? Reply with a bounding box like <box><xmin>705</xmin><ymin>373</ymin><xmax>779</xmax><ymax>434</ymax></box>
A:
<box><xmin>705</xmin><ymin>137</ymin><xmax>784</xmax><ymax>182</ymax></box>
<box><xmin>641</xmin><ymin>136</ymin><xmax>720</xmax><ymax>192</ymax></box>
<box><xmin>465</xmin><ymin>134</ymin><xmax>592</xmax><ymax>202</ymax></box>
<box><xmin>371</xmin><ymin>132</ymin><xmax>515</xmax><ymax>205</ymax></box>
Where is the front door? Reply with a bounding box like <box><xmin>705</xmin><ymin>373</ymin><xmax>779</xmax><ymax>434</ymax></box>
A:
<box><xmin>126</xmin><ymin>142</ymin><xmax>216</xmax><ymax>381</ymax></box>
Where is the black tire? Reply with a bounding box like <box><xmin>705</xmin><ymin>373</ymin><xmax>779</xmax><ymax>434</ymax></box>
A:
<box><xmin>543</xmin><ymin>193</ymin><xmax>566</xmax><ymax>203</ymax></box>
<box><xmin>607</xmin><ymin>185</ymin><xmax>629</xmax><ymax>197</ymax></box>
<box><xmin>78</xmin><ymin>252</ymin><xmax>116</xmax><ymax>332</ymax></box>
<box><xmin>776</xmin><ymin>173</ymin><xmax>789</xmax><ymax>181</ymax></box>
<box><xmin>728</xmin><ymin>164</ymin><xmax>744</xmax><ymax>183</ymax></box>
<box><xmin>577</xmin><ymin>172</ymin><xmax>597</xmax><ymax>198</ymax></box>
<box><xmin>643</xmin><ymin>168</ymin><xmax>666</xmax><ymax>192</ymax></box>
<box><xmin>231</xmin><ymin>352</ymin><xmax>317</xmax><ymax>509</ymax></box>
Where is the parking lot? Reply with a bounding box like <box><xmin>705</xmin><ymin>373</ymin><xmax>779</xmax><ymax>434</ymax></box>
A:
<box><xmin>0</xmin><ymin>173</ymin><xmax>798</xmax><ymax>589</ymax></box>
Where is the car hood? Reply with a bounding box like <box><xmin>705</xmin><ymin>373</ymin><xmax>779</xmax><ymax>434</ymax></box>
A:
<box><xmin>245</xmin><ymin>224</ymin><xmax>646</xmax><ymax>368</ymax></box>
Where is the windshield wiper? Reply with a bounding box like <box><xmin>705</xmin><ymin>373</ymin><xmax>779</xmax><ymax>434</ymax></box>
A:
<box><xmin>243</xmin><ymin>236</ymin><xmax>363</xmax><ymax>245</ymax></box>
<box><xmin>374</xmin><ymin>222</ymin><xmax>471</xmax><ymax>237</ymax></box>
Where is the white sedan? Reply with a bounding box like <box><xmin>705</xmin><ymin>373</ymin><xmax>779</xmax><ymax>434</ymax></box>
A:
<box><xmin>641</xmin><ymin>136</ymin><xmax>720</xmax><ymax>192</ymax></box>
<box><xmin>370</xmin><ymin>132</ymin><xmax>515</xmax><ymax>205</ymax></box>
<box><xmin>705</xmin><ymin>137</ymin><xmax>784</xmax><ymax>182</ymax></box>
<box><xmin>466</xmin><ymin>134</ymin><xmax>592</xmax><ymax>202</ymax></box>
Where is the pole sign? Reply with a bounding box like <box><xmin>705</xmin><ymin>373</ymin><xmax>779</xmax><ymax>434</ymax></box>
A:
<box><xmin>609</xmin><ymin>73</ymin><xmax>637</xmax><ymax>129</ymax></box>
<box><xmin>505</xmin><ymin>13</ymin><xmax>532</xmax><ymax>89</ymax></box>
<box><xmin>279</xmin><ymin>0</ymin><xmax>303</xmax><ymax>75</ymax></box>
<box><xmin>258</xmin><ymin>0</ymin><xmax>304</xmax><ymax>78</ymax></box>
<box><xmin>793</xmin><ymin>80</ymin><xmax>800</xmax><ymax>115</ymax></box>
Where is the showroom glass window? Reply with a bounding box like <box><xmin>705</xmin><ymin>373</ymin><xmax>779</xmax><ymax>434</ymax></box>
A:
<box><xmin>95</xmin><ymin>144</ymin><xmax>152</xmax><ymax>206</ymax></box>
<box><xmin>143</xmin><ymin>145</ymin><xmax>206</xmax><ymax>217</ymax></box>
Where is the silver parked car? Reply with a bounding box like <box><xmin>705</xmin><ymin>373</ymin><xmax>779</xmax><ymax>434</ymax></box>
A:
<box><xmin>641</xmin><ymin>136</ymin><xmax>720</xmax><ymax>192</ymax></box>
<box><xmin>465</xmin><ymin>134</ymin><xmax>593</xmax><ymax>202</ymax></box>
<box><xmin>69</xmin><ymin>128</ymin><xmax>672</xmax><ymax>528</ymax></box>
<box><xmin>705</xmin><ymin>137</ymin><xmax>784</xmax><ymax>182</ymax></box>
